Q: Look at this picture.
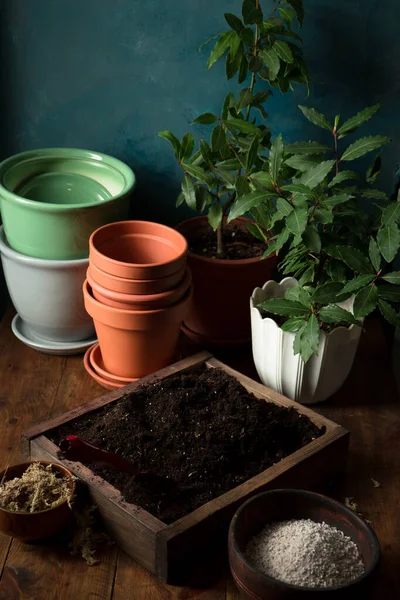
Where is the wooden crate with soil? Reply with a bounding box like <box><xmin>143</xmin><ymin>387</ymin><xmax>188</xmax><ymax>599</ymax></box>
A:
<box><xmin>22</xmin><ymin>352</ymin><xmax>349</xmax><ymax>584</ymax></box>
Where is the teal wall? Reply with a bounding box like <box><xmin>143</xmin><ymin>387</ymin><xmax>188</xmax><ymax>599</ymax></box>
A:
<box><xmin>0</xmin><ymin>0</ymin><xmax>399</xmax><ymax>226</ymax></box>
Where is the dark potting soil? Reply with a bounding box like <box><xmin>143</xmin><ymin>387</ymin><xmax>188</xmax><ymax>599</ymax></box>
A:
<box><xmin>51</xmin><ymin>368</ymin><xmax>324</xmax><ymax>524</ymax></box>
<box><xmin>188</xmin><ymin>223</ymin><xmax>267</xmax><ymax>259</ymax></box>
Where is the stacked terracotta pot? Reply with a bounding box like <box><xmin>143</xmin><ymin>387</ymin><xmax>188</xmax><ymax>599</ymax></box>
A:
<box><xmin>83</xmin><ymin>221</ymin><xmax>192</xmax><ymax>389</ymax></box>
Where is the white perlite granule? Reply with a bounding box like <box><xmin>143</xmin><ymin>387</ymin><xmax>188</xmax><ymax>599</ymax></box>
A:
<box><xmin>245</xmin><ymin>519</ymin><xmax>365</xmax><ymax>588</ymax></box>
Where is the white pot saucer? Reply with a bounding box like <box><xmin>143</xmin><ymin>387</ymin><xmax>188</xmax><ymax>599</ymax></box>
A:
<box><xmin>11</xmin><ymin>314</ymin><xmax>97</xmax><ymax>356</ymax></box>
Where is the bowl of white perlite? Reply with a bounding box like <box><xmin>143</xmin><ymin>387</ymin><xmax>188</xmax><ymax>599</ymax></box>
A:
<box><xmin>228</xmin><ymin>489</ymin><xmax>380</xmax><ymax>599</ymax></box>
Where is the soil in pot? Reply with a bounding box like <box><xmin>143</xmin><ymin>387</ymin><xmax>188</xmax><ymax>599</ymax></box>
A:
<box><xmin>188</xmin><ymin>222</ymin><xmax>267</xmax><ymax>260</ymax></box>
<box><xmin>51</xmin><ymin>368</ymin><xmax>324</xmax><ymax>524</ymax></box>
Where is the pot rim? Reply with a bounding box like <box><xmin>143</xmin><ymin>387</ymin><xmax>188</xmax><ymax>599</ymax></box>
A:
<box><xmin>229</xmin><ymin>488</ymin><xmax>381</xmax><ymax>594</ymax></box>
<box><xmin>0</xmin><ymin>226</ymin><xmax>90</xmax><ymax>267</ymax></box>
<box><xmin>89</xmin><ymin>260</ymin><xmax>185</xmax><ymax>286</ymax></box>
<box><xmin>89</xmin><ymin>220</ymin><xmax>188</xmax><ymax>272</ymax></box>
<box><xmin>0</xmin><ymin>461</ymin><xmax>76</xmax><ymax>516</ymax></box>
<box><xmin>0</xmin><ymin>147</ymin><xmax>136</xmax><ymax>211</ymax></box>
<box><xmin>83</xmin><ymin>279</ymin><xmax>191</xmax><ymax>317</ymax></box>
<box><xmin>87</xmin><ymin>266</ymin><xmax>191</xmax><ymax>303</ymax></box>
<box><xmin>176</xmin><ymin>216</ymin><xmax>275</xmax><ymax>266</ymax></box>
<box><xmin>251</xmin><ymin>277</ymin><xmax>361</xmax><ymax>337</ymax></box>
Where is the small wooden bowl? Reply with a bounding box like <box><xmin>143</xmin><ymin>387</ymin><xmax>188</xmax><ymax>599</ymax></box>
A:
<box><xmin>228</xmin><ymin>489</ymin><xmax>380</xmax><ymax>599</ymax></box>
<box><xmin>0</xmin><ymin>461</ymin><xmax>76</xmax><ymax>541</ymax></box>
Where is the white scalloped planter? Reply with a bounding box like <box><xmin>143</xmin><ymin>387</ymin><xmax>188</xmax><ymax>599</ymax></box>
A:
<box><xmin>251</xmin><ymin>277</ymin><xmax>362</xmax><ymax>405</ymax></box>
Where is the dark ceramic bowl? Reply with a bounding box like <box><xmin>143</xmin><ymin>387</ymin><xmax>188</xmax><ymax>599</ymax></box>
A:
<box><xmin>228</xmin><ymin>489</ymin><xmax>380</xmax><ymax>599</ymax></box>
<box><xmin>0</xmin><ymin>461</ymin><xmax>76</xmax><ymax>541</ymax></box>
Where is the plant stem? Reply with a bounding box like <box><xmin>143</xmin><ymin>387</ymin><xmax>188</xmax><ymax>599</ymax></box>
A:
<box><xmin>245</xmin><ymin>0</ymin><xmax>260</xmax><ymax>122</ymax></box>
<box><xmin>333</xmin><ymin>132</ymin><xmax>339</xmax><ymax>176</ymax></box>
<box><xmin>217</xmin><ymin>222</ymin><xmax>223</xmax><ymax>257</ymax></box>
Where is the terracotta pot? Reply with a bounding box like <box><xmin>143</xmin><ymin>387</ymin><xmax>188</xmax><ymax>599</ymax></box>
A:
<box><xmin>83</xmin><ymin>344</ymin><xmax>130</xmax><ymax>390</ymax></box>
<box><xmin>0</xmin><ymin>462</ymin><xmax>76</xmax><ymax>541</ymax></box>
<box><xmin>175</xmin><ymin>217</ymin><xmax>277</xmax><ymax>345</ymax></box>
<box><xmin>89</xmin><ymin>343</ymin><xmax>137</xmax><ymax>384</ymax></box>
<box><xmin>87</xmin><ymin>266</ymin><xmax>192</xmax><ymax>310</ymax></box>
<box><xmin>89</xmin><ymin>220</ymin><xmax>187</xmax><ymax>279</ymax></box>
<box><xmin>89</xmin><ymin>261</ymin><xmax>186</xmax><ymax>295</ymax></box>
<box><xmin>83</xmin><ymin>280</ymin><xmax>191</xmax><ymax>378</ymax></box>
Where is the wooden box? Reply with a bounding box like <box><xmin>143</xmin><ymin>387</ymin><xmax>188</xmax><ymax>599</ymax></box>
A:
<box><xmin>23</xmin><ymin>352</ymin><xmax>349</xmax><ymax>584</ymax></box>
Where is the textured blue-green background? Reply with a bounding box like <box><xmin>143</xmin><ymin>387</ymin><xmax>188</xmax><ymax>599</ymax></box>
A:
<box><xmin>0</xmin><ymin>0</ymin><xmax>399</xmax><ymax>227</ymax></box>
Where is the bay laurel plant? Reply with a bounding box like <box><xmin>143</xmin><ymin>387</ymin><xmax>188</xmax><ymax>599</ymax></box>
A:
<box><xmin>239</xmin><ymin>105</ymin><xmax>400</xmax><ymax>362</ymax></box>
<box><xmin>159</xmin><ymin>0</ymin><xmax>309</xmax><ymax>256</ymax></box>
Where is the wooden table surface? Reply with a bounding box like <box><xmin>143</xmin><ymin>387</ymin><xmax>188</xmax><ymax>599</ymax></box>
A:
<box><xmin>0</xmin><ymin>307</ymin><xmax>399</xmax><ymax>599</ymax></box>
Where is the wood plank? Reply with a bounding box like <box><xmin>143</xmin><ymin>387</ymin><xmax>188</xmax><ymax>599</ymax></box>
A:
<box><xmin>0</xmin><ymin>309</ymin><xmax>66</xmax><ymax>469</ymax></box>
<box><xmin>0</xmin><ymin>536</ymin><xmax>11</xmax><ymax>580</ymax></box>
<box><xmin>0</xmin><ymin>535</ymin><xmax>118</xmax><ymax>600</ymax></box>
<box><xmin>112</xmin><ymin>550</ymin><xmax>227</xmax><ymax>600</ymax></box>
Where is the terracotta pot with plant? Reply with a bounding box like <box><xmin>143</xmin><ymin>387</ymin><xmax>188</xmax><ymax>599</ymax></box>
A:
<box><xmin>243</xmin><ymin>103</ymin><xmax>396</xmax><ymax>403</ymax></box>
<box><xmin>159</xmin><ymin>0</ymin><xmax>310</xmax><ymax>345</ymax></box>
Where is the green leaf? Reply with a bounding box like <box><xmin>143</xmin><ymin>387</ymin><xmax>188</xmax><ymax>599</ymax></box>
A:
<box><xmin>211</xmin><ymin>125</ymin><xmax>227</xmax><ymax>152</ymax></box>
<box><xmin>179</xmin><ymin>133</ymin><xmax>195</xmax><ymax>161</ymax></box>
<box><xmin>319</xmin><ymin>305</ymin><xmax>360</xmax><ymax>326</ymax></box>
<box><xmin>195</xmin><ymin>187</ymin><xmax>211</xmax><ymax>212</ymax></box>
<box><xmin>369</xmin><ymin>238</ymin><xmax>381</xmax><ymax>273</ymax></box>
<box><xmin>252</xmin><ymin>205</ymin><xmax>270</xmax><ymax>230</ymax></box>
<box><xmin>281</xmin><ymin>183</ymin><xmax>312</xmax><ymax>196</ymax></box>
<box><xmin>281</xmin><ymin>316</ymin><xmax>307</xmax><ymax>332</ymax></box>
<box><xmin>158</xmin><ymin>130</ymin><xmax>180</xmax><ymax>157</ymax></box>
<box><xmin>208</xmin><ymin>203</ymin><xmax>223</xmax><ymax>231</ymax></box>
<box><xmin>250</xmin><ymin>171</ymin><xmax>275</xmax><ymax>190</ymax></box>
<box><xmin>313</xmin><ymin>207</ymin><xmax>333</xmax><ymax>224</ymax></box>
<box><xmin>242</xmin><ymin>0</ymin><xmax>263</xmax><ymax>24</ymax></box>
<box><xmin>249</xmin><ymin>55</ymin><xmax>262</xmax><ymax>72</ymax></box>
<box><xmin>302</xmin><ymin>314</ymin><xmax>320</xmax><ymax>358</ymax></box>
<box><xmin>378</xmin><ymin>284</ymin><xmax>400</xmax><ymax>302</ymax></box>
<box><xmin>238</xmin><ymin>55</ymin><xmax>248</xmax><ymax>83</ymax></box>
<box><xmin>326</xmin><ymin>260</ymin><xmax>347</xmax><ymax>282</ymax></box>
<box><xmin>189</xmin><ymin>150</ymin><xmax>203</xmax><ymax>165</ymax></box>
<box><xmin>182</xmin><ymin>164</ymin><xmax>213</xmax><ymax>186</ymax></box>
<box><xmin>237</xmin><ymin>87</ymin><xmax>253</xmax><ymax>111</ymax></box>
<box><xmin>360</xmin><ymin>189</ymin><xmax>387</xmax><ymax>200</ymax></box>
<box><xmin>273</xmin><ymin>40</ymin><xmax>294</xmax><ymax>64</ymax></box>
<box><xmin>382</xmin><ymin>271</ymin><xmax>400</xmax><ymax>284</ymax></box>
<box><xmin>287</xmin><ymin>0</ymin><xmax>304</xmax><ymax>26</ymax></box>
<box><xmin>277</xmin><ymin>197</ymin><xmax>293</xmax><ymax>216</ymax></box>
<box><xmin>299</xmin><ymin>160</ymin><xmax>335</xmax><ymax>189</ymax></box>
<box><xmin>285</xmin><ymin>286</ymin><xmax>311</xmax><ymax>306</ymax></box>
<box><xmin>269</xmin><ymin>134</ymin><xmax>284</xmax><ymax>183</ymax></box>
<box><xmin>192</xmin><ymin>113</ymin><xmax>218</xmax><ymax>125</ymax></box>
<box><xmin>236</xmin><ymin>175</ymin><xmax>251</xmax><ymax>197</ymax></box>
<box><xmin>258</xmin><ymin>298</ymin><xmax>311</xmax><ymax>317</ymax></box>
<box><xmin>312</xmin><ymin>282</ymin><xmax>346</xmax><ymax>304</ymax></box>
<box><xmin>239</xmin><ymin>27</ymin><xmax>254</xmax><ymax>46</ymax></box>
<box><xmin>298</xmin><ymin>105</ymin><xmax>332</xmax><ymax>131</ymax></box>
<box><xmin>381</xmin><ymin>203</ymin><xmax>400</xmax><ymax>227</ymax></box>
<box><xmin>181</xmin><ymin>176</ymin><xmax>197</xmax><ymax>210</ymax></box>
<box><xmin>366</xmin><ymin>155</ymin><xmax>382</xmax><ymax>184</ymax></box>
<box><xmin>207</xmin><ymin>31</ymin><xmax>237</xmax><ymax>69</ymax></box>
<box><xmin>286</xmin><ymin>207</ymin><xmax>308</xmax><ymax>236</ymax></box>
<box><xmin>323</xmin><ymin>193</ymin><xmax>354</xmax><ymax>208</ymax></box>
<box><xmin>223</xmin><ymin>117</ymin><xmax>260</xmax><ymax>136</ymax></box>
<box><xmin>325</xmin><ymin>245</ymin><xmax>374</xmax><ymax>274</ymax></box>
<box><xmin>176</xmin><ymin>192</ymin><xmax>185</xmax><ymax>208</ymax></box>
<box><xmin>247</xmin><ymin>222</ymin><xmax>267</xmax><ymax>241</ymax></box>
<box><xmin>263</xmin><ymin>228</ymin><xmax>290</xmax><ymax>256</ymax></box>
<box><xmin>328</xmin><ymin>170</ymin><xmax>358</xmax><ymax>187</ymax></box>
<box><xmin>377</xmin><ymin>223</ymin><xmax>400</xmax><ymax>263</ymax></box>
<box><xmin>217</xmin><ymin>169</ymin><xmax>235</xmax><ymax>187</ymax></box>
<box><xmin>224</xmin><ymin>13</ymin><xmax>244</xmax><ymax>33</ymax></box>
<box><xmin>285</xmin><ymin>142</ymin><xmax>331</xmax><ymax>155</ymax></box>
<box><xmin>247</xmin><ymin>136</ymin><xmax>259</xmax><ymax>171</ymax></box>
<box><xmin>293</xmin><ymin>323</ymin><xmax>306</xmax><ymax>356</ymax></box>
<box><xmin>302</xmin><ymin>226</ymin><xmax>321</xmax><ymax>253</ymax></box>
<box><xmin>259</xmin><ymin>48</ymin><xmax>280</xmax><ymax>80</ymax></box>
<box><xmin>199</xmin><ymin>139</ymin><xmax>212</xmax><ymax>166</ymax></box>
<box><xmin>341</xmin><ymin>274</ymin><xmax>375</xmax><ymax>294</ymax></box>
<box><xmin>378</xmin><ymin>299</ymin><xmax>400</xmax><ymax>327</ymax></box>
<box><xmin>216</xmin><ymin>158</ymin><xmax>242</xmax><ymax>170</ymax></box>
<box><xmin>338</xmin><ymin>104</ymin><xmax>381</xmax><ymax>137</ymax></box>
<box><xmin>278</xmin><ymin>6</ymin><xmax>294</xmax><ymax>24</ymax></box>
<box><xmin>353</xmin><ymin>284</ymin><xmax>379</xmax><ymax>318</ymax></box>
<box><xmin>228</xmin><ymin>190</ymin><xmax>275</xmax><ymax>221</ymax></box>
<box><xmin>222</xmin><ymin>91</ymin><xmax>236</xmax><ymax>120</ymax></box>
<box><xmin>341</xmin><ymin>136</ymin><xmax>390</xmax><ymax>161</ymax></box>
<box><xmin>285</xmin><ymin>155</ymin><xmax>323</xmax><ymax>172</ymax></box>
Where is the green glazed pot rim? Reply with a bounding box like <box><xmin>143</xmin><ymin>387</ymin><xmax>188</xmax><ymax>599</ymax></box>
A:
<box><xmin>0</xmin><ymin>226</ymin><xmax>90</xmax><ymax>266</ymax></box>
<box><xmin>0</xmin><ymin>148</ymin><xmax>136</xmax><ymax>211</ymax></box>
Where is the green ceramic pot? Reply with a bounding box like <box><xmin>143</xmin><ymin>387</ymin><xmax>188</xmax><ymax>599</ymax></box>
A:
<box><xmin>0</xmin><ymin>148</ymin><xmax>135</xmax><ymax>260</ymax></box>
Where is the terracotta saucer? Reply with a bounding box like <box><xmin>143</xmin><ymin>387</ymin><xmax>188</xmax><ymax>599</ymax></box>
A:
<box><xmin>89</xmin><ymin>343</ymin><xmax>139</xmax><ymax>384</ymax></box>
<box><xmin>83</xmin><ymin>345</ymin><xmax>138</xmax><ymax>390</ymax></box>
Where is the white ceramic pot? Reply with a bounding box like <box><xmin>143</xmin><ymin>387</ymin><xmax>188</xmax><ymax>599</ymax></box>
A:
<box><xmin>251</xmin><ymin>277</ymin><xmax>362</xmax><ymax>404</ymax></box>
<box><xmin>0</xmin><ymin>226</ymin><xmax>94</xmax><ymax>342</ymax></box>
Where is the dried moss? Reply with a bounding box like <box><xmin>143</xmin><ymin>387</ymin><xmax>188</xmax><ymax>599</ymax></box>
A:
<box><xmin>70</xmin><ymin>505</ymin><xmax>112</xmax><ymax>566</ymax></box>
<box><xmin>0</xmin><ymin>463</ymin><xmax>74</xmax><ymax>513</ymax></box>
